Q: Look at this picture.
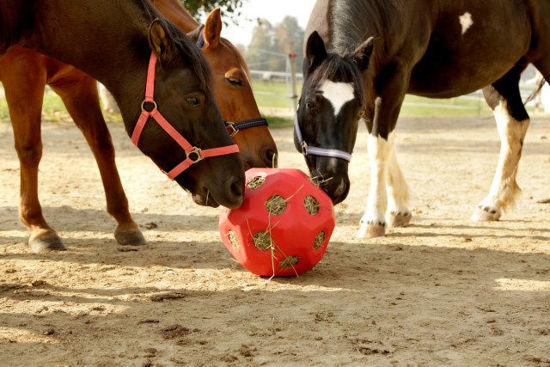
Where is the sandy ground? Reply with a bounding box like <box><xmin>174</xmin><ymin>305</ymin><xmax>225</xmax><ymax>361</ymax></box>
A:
<box><xmin>0</xmin><ymin>116</ymin><xmax>549</xmax><ymax>366</ymax></box>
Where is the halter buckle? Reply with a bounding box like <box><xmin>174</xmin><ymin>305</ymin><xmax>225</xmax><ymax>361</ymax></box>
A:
<box><xmin>187</xmin><ymin>147</ymin><xmax>203</xmax><ymax>163</ymax></box>
<box><xmin>226</xmin><ymin>123</ymin><xmax>239</xmax><ymax>137</ymax></box>
<box><xmin>141</xmin><ymin>100</ymin><xmax>158</xmax><ymax>113</ymax></box>
<box><xmin>301</xmin><ymin>141</ymin><xmax>308</xmax><ymax>155</ymax></box>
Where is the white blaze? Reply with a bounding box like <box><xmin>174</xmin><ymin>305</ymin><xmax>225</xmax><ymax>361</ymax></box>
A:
<box><xmin>459</xmin><ymin>12</ymin><xmax>473</xmax><ymax>35</ymax></box>
<box><xmin>319</xmin><ymin>81</ymin><xmax>355</xmax><ymax>116</ymax></box>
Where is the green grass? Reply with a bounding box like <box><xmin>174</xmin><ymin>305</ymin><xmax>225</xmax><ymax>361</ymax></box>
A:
<box><xmin>264</xmin><ymin>115</ymin><xmax>293</xmax><ymax>128</ymax></box>
<box><xmin>251</xmin><ymin>80</ymin><xmax>497</xmax><ymax>117</ymax></box>
<box><xmin>0</xmin><ymin>82</ymin><xmax>533</xmax><ymax>125</ymax></box>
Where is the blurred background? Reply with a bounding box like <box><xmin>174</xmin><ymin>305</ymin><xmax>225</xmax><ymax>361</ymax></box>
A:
<box><xmin>0</xmin><ymin>0</ymin><xmax>548</xmax><ymax>125</ymax></box>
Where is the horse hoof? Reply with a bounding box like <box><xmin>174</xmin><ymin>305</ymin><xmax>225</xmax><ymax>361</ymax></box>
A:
<box><xmin>471</xmin><ymin>206</ymin><xmax>501</xmax><ymax>222</ymax></box>
<box><xmin>389</xmin><ymin>212</ymin><xmax>412</xmax><ymax>227</ymax></box>
<box><xmin>115</xmin><ymin>229</ymin><xmax>147</xmax><ymax>246</ymax></box>
<box><xmin>357</xmin><ymin>222</ymin><xmax>386</xmax><ymax>239</ymax></box>
<box><xmin>29</xmin><ymin>232</ymin><xmax>66</xmax><ymax>253</ymax></box>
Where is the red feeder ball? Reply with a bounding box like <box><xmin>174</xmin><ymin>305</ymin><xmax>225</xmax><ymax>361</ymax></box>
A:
<box><xmin>219</xmin><ymin>168</ymin><xmax>335</xmax><ymax>276</ymax></box>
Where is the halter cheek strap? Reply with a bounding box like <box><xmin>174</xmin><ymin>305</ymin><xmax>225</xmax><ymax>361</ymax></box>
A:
<box><xmin>131</xmin><ymin>52</ymin><xmax>239</xmax><ymax>180</ymax></box>
<box><xmin>194</xmin><ymin>28</ymin><xmax>269</xmax><ymax>137</ymax></box>
<box><xmin>225</xmin><ymin>118</ymin><xmax>269</xmax><ymax>137</ymax></box>
<box><xmin>294</xmin><ymin>113</ymin><xmax>353</xmax><ymax>162</ymax></box>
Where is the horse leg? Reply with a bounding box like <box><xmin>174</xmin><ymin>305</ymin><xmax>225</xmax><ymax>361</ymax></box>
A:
<box><xmin>472</xmin><ymin>64</ymin><xmax>529</xmax><ymax>221</ymax></box>
<box><xmin>3</xmin><ymin>65</ymin><xmax>66</xmax><ymax>252</ymax></box>
<box><xmin>50</xmin><ymin>74</ymin><xmax>146</xmax><ymax>246</ymax></box>
<box><xmin>358</xmin><ymin>66</ymin><xmax>408</xmax><ymax>238</ymax></box>
<box><xmin>386</xmin><ymin>138</ymin><xmax>411</xmax><ymax>227</ymax></box>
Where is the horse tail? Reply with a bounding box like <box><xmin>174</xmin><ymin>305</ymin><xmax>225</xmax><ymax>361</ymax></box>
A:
<box><xmin>524</xmin><ymin>77</ymin><xmax>547</xmax><ymax>106</ymax></box>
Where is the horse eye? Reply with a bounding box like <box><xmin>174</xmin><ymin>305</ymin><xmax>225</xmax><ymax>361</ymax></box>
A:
<box><xmin>226</xmin><ymin>77</ymin><xmax>243</xmax><ymax>87</ymax></box>
<box><xmin>306</xmin><ymin>101</ymin><xmax>315</xmax><ymax>110</ymax></box>
<box><xmin>186</xmin><ymin>97</ymin><xmax>200</xmax><ymax>107</ymax></box>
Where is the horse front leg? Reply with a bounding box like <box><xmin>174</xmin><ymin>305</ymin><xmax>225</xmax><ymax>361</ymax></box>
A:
<box><xmin>358</xmin><ymin>66</ymin><xmax>410</xmax><ymax>239</ymax></box>
<box><xmin>50</xmin><ymin>73</ymin><xmax>146</xmax><ymax>246</ymax></box>
<box><xmin>2</xmin><ymin>58</ymin><xmax>66</xmax><ymax>252</ymax></box>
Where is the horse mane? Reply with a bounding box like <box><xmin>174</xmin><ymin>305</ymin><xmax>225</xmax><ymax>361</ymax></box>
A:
<box><xmin>330</xmin><ymin>0</ymin><xmax>401</xmax><ymax>54</ymax></box>
<box><xmin>0</xmin><ymin>0</ymin><xmax>34</xmax><ymax>53</ymax></box>
<box><xmin>308</xmin><ymin>53</ymin><xmax>367</xmax><ymax>106</ymax></box>
<box><xmin>137</xmin><ymin>0</ymin><xmax>212</xmax><ymax>95</ymax></box>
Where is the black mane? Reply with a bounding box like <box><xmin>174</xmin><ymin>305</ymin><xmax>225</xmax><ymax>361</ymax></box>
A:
<box><xmin>330</xmin><ymin>0</ymin><xmax>401</xmax><ymax>54</ymax></box>
<box><xmin>308</xmin><ymin>52</ymin><xmax>367</xmax><ymax>107</ymax></box>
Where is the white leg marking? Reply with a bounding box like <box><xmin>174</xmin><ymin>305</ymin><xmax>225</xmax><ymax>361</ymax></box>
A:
<box><xmin>386</xmin><ymin>134</ymin><xmax>410</xmax><ymax>217</ymax></box>
<box><xmin>459</xmin><ymin>12</ymin><xmax>474</xmax><ymax>35</ymax></box>
<box><xmin>319</xmin><ymin>80</ymin><xmax>355</xmax><ymax>116</ymax></box>
<box><xmin>473</xmin><ymin>102</ymin><xmax>529</xmax><ymax>220</ymax></box>
<box><xmin>357</xmin><ymin>134</ymin><xmax>390</xmax><ymax>238</ymax></box>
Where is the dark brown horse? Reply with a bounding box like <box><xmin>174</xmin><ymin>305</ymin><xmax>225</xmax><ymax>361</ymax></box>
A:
<box><xmin>0</xmin><ymin>0</ymin><xmax>245</xmax><ymax>252</ymax></box>
<box><xmin>296</xmin><ymin>0</ymin><xmax>550</xmax><ymax>238</ymax></box>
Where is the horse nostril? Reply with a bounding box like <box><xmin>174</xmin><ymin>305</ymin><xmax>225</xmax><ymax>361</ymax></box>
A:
<box><xmin>263</xmin><ymin>148</ymin><xmax>278</xmax><ymax>167</ymax></box>
<box><xmin>229</xmin><ymin>176</ymin><xmax>244</xmax><ymax>199</ymax></box>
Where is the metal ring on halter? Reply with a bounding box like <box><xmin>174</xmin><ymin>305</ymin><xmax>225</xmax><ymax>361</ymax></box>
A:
<box><xmin>187</xmin><ymin>147</ymin><xmax>203</xmax><ymax>163</ymax></box>
<box><xmin>141</xmin><ymin>100</ymin><xmax>158</xmax><ymax>112</ymax></box>
<box><xmin>226</xmin><ymin>123</ymin><xmax>239</xmax><ymax>137</ymax></box>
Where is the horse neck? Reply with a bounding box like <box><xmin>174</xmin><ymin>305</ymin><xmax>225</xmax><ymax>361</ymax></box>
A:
<box><xmin>24</xmin><ymin>0</ymin><xmax>150</xmax><ymax>123</ymax></box>
<box><xmin>329</xmin><ymin>0</ymin><xmax>400</xmax><ymax>62</ymax></box>
<box><xmin>150</xmin><ymin>0</ymin><xmax>199</xmax><ymax>33</ymax></box>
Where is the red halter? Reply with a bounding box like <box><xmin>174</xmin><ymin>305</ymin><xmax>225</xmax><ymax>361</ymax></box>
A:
<box><xmin>131</xmin><ymin>52</ymin><xmax>240</xmax><ymax>180</ymax></box>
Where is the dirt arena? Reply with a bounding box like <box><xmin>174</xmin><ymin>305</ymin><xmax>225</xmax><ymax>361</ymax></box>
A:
<box><xmin>1</xmin><ymin>116</ymin><xmax>549</xmax><ymax>366</ymax></box>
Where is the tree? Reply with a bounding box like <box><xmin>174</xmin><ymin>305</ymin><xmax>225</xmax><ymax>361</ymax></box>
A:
<box><xmin>245</xmin><ymin>17</ymin><xmax>305</xmax><ymax>73</ymax></box>
<box><xmin>180</xmin><ymin>0</ymin><xmax>245</xmax><ymax>22</ymax></box>
<box><xmin>246</xmin><ymin>20</ymin><xmax>285</xmax><ymax>71</ymax></box>
<box><xmin>274</xmin><ymin>16</ymin><xmax>304</xmax><ymax>72</ymax></box>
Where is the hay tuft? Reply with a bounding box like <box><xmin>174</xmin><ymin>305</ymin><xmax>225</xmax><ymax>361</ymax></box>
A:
<box><xmin>279</xmin><ymin>256</ymin><xmax>300</xmax><ymax>269</ymax></box>
<box><xmin>253</xmin><ymin>231</ymin><xmax>273</xmax><ymax>251</ymax></box>
<box><xmin>304</xmin><ymin>195</ymin><xmax>320</xmax><ymax>215</ymax></box>
<box><xmin>227</xmin><ymin>230</ymin><xmax>239</xmax><ymax>248</ymax></box>
<box><xmin>313</xmin><ymin>231</ymin><xmax>325</xmax><ymax>249</ymax></box>
<box><xmin>247</xmin><ymin>176</ymin><xmax>265</xmax><ymax>189</ymax></box>
<box><xmin>266</xmin><ymin>195</ymin><xmax>287</xmax><ymax>215</ymax></box>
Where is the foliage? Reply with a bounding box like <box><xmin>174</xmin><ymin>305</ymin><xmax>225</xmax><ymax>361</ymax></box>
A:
<box><xmin>245</xmin><ymin>17</ymin><xmax>304</xmax><ymax>73</ymax></box>
<box><xmin>180</xmin><ymin>0</ymin><xmax>244</xmax><ymax>21</ymax></box>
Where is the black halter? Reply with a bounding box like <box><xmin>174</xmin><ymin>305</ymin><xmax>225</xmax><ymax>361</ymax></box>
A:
<box><xmin>225</xmin><ymin>118</ymin><xmax>269</xmax><ymax>136</ymax></box>
<box><xmin>195</xmin><ymin>26</ymin><xmax>269</xmax><ymax>136</ymax></box>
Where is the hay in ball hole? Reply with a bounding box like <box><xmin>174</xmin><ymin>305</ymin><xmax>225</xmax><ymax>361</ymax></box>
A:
<box><xmin>247</xmin><ymin>176</ymin><xmax>265</xmax><ymax>189</ymax></box>
<box><xmin>279</xmin><ymin>256</ymin><xmax>300</xmax><ymax>269</ymax></box>
<box><xmin>304</xmin><ymin>195</ymin><xmax>320</xmax><ymax>215</ymax></box>
<box><xmin>266</xmin><ymin>195</ymin><xmax>287</xmax><ymax>215</ymax></box>
<box><xmin>253</xmin><ymin>231</ymin><xmax>273</xmax><ymax>251</ymax></box>
<box><xmin>227</xmin><ymin>230</ymin><xmax>239</xmax><ymax>248</ymax></box>
<box><xmin>313</xmin><ymin>231</ymin><xmax>325</xmax><ymax>250</ymax></box>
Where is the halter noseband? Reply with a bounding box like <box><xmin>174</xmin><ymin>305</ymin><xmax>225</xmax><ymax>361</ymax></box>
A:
<box><xmin>131</xmin><ymin>52</ymin><xmax>239</xmax><ymax>180</ymax></box>
<box><xmin>195</xmin><ymin>27</ymin><xmax>269</xmax><ymax>137</ymax></box>
<box><xmin>294</xmin><ymin>112</ymin><xmax>352</xmax><ymax>162</ymax></box>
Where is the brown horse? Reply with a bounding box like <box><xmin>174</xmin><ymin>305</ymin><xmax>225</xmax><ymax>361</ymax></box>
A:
<box><xmin>296</xmin><ymin>0</ymin><xmax>550</xmax><ymax>238</ymax></box>
<box><xmin>150</xmin><ymin>1</ymin><xmax>278</xmax><ymax>168</ymax></box>
<box><xmin>0</xmin><ymin>0</ymin><xmax>246</xmax><ymax>252</ymax></box>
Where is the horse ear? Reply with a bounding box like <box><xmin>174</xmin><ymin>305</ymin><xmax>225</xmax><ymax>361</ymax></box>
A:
<box><xmin>204</xmin><ymin>8</ymin><xmax>222</xmax><ymax>49</ymax></box>
<box><xmin>305</xmin><ymin>31</ymin><xmax>327</xmax><ymax>72</ymax></box>
<box><xmin>186</xmin><ymin>25</ymin><xmax>202</xmax><ymax>45</ymax></box>
<box><xmin>149</xmin><ymin>19</ymin><xmax>172</xmax><ymax>59</ymax></box>
<box><xmin>352</xmin><ymin>37</ymin><xmax>374</xmax><ymax>71</ymax></box>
